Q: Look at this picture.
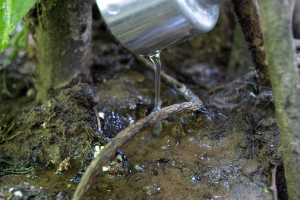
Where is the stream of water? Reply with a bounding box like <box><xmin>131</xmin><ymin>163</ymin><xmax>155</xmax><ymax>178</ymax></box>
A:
<box><xmin>149</xmin><ymin>50</ymin><xmax>162</xmax><ymax>111</ymax></box>
<box><xmin>149</xmin><ymin>50</ymin><xmax>162</xmax><ymax>135</ymax></box>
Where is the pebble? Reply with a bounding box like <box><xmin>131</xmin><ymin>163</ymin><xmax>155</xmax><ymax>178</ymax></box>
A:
<box><xmin>14</xmin><ymin>191</ymin><xmax>23</xmax><ymax>198</ymax></box>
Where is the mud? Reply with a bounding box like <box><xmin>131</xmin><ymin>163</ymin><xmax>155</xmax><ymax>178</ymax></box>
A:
<box><xmin>86</xmin><ymin>76</ymin><xmax>281</xmax><ymax>199</ymax></box>
<box><xmin>0</xmin><ymin>16</ymin><xmax>288</xmax><ymax>200</ymax></box>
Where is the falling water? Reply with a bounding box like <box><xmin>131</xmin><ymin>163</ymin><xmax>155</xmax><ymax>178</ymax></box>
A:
<box><xmin>149</xmin><ymin>50</ymin><xmax>162</xmax><ymax>111</ymax></box>
<box><xmin>148</xmin><ymin>50</ymin><xmax>162</xmax><ymax>135</ymax></box>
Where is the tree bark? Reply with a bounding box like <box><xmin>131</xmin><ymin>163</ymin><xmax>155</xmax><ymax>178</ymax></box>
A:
<box><xmin>231</xmin><ymin>0</ymin><xmax>271</xmax><ymax>86</ymax></box>
<box><xmin>28</xmin><ymin>0</ymin><xmax>92</xmax><ymax>103</ymax></box>
<box><xmin>293</xmin><ymin>0</ymin><xmax>300</xmax><ymax>38</ymax></box>
<box><xmin>258</xmin><ymin>0</ymin><xmax>300</xmax><ymax>199</ymax></box>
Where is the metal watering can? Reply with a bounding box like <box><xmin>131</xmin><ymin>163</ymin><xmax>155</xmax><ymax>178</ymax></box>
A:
<box><xmin>96</xmin><ymin>0</ymin><xmax>228</xmax><ymax>56</ymax></box>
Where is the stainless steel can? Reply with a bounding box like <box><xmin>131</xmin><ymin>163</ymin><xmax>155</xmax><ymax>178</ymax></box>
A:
<box><xmin>96</xmin><ymin>0</ymin><xmax>228</xmax><ymax>56</ymax></box>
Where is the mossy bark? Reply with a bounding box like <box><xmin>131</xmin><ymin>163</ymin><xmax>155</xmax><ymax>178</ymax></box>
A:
<box><xmin>29</xmin><ymin>0</ymin><xmax>92</xmax><ymax>104</ymax></box>
<box><xmin>258</xmin><ymin>0</ymin><xmax>300</xmax><ymax>199</ymax></box>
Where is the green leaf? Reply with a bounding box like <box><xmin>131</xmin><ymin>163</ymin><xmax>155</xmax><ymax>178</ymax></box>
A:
<box><xmin>0</xmin><ymin>0</ymin><xmax>36</xmax><ymax>53</ymax></box>
<box><xmin>264</xmin><ymin>187</ymin><xmax>270</xmax><ymax>193</ymax></box>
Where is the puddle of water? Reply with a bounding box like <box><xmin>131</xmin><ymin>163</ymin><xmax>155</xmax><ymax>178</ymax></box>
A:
<box><xmin>88</xmin><ymin>112</ymin><xmax>273</xmax><ymax>200</ymax></box>
<box><xmin>0</xmin><ymin>104</ymin><xmax>274</xmax><ymax>200</ymax></box>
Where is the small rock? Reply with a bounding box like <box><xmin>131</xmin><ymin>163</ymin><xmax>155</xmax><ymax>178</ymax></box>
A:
<box><xmin>13</xmin><ymin>191</ymin><xmax>23</xmax><ymax>198</ymax></box>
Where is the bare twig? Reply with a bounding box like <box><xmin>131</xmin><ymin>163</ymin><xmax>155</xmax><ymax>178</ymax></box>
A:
<box><xmin>94</xmin><ymin>107</ymin><xmax>101</xmax><ymax>132</ymax></box>
<box><xmin>4</xmin><ymin>122</ymin><xmax>15</xmax><ymax>136</ymax></box>
<box><xmin>72</xmin><ymin>101</ymin><xmax>203</xmax><ymax>200</ymax></box>
<box><xmin>270</xmin><ymin>163</ymin><xmax>281</xmax><ymax>200</ymax></box>
<box><xmin>202</xmin><ymin>72</ymin><xmax>256</xmax><ymax>98</ymax></box>
<box><xmin>245</xmin><ymin>115</ymin><xmax>253</xmax><ymax>130</ymax></box>
<box><xmin>197</xmin><ymin>117</ymin><xmax>209</xmax><ymax>129</ymax></box>
<box><xmin>0</xmin><ymin>131</ymin><xmax>23</xmax><ymax>144</ymax></box>
<box><xmin>134</xmin><ymin>54</ymin><xmax>201</xmax><ymax>103</ymax></box>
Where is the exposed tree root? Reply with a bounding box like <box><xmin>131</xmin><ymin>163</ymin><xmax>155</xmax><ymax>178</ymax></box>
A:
<box><xmin>72</xmin><ymin>101</ymin><xmax>204</xmax><ymax>200</ymax></box>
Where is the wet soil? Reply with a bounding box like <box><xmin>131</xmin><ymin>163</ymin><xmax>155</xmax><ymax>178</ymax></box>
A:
<box><xmin>0</xmin><ymin>31</ymin><xmax>288</xmax><ymax>200</ymax></box>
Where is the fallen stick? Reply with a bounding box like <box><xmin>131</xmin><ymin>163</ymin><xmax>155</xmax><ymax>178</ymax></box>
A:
<box><xmin>134</xmin><ymin>54</ymin><xmax>201</xmax><ymax>103</ymax></box>
<box><xmin>94</xmin><ymin>107</ymin><xmax>101</xmax><ymax>132</ymax></box>
<box><xmin>4</xmin><ymin>122</ymin><xmax>15</xmax><ymax>136</ymax></box>
<box><xmin>201</xmin><ymin>72</ymin><xmax>256</xmax><ymax>98</ymax></box>
<box><xmin>0</xmin><ymin>131</ymin><xmax>23</xmax><ymax>144</ymax></box>
<box><xmin>72</xmin><ymin>101</ymin><xmax>204</xmax><ymax>200</ymax></box>
<box><xmin>270</xmin><ymin>163</ymin><xmax>279</xmax><ymax>200</ymax></box>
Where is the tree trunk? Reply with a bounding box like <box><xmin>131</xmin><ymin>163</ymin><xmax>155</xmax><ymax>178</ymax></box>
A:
<box><xmin>293</xmin><ymin>0</ymin><xmax>300</xmax><ymax>38</ymax></box>
<box><xmin>29</xmin><ymin>0</ymin><xmax>92</xmax><ymax>103</ymax></box>
<box><xmin>258</xmin><ymin>0</ymin><xmax>300</xmax><ymax>199</ymax></box>
<box><xmin>231</xmin><ymin>0</ymin><xmax>271</xmax><ymax>86</ymax></box>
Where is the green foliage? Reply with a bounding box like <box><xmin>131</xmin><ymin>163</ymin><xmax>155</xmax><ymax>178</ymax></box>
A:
<box><xmin>0</xmin><ymin>23</ymin><xmax>30</xmax><ymax>70</ymax></box>
<box><xmin>0</xmin><ymin>0</ymin><xmax>36</xmax><ymax>53</ymax></box>
<box><xmin>264</xmin><ymin>187</ymin><xmax>270</xmax><ymax>194</ymax></box>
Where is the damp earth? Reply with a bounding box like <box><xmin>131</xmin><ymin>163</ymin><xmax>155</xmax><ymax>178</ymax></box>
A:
<box><xmin>0</xmin><ymin>9</ymin><xmax>289</xmax><ymax>200</ymax></box>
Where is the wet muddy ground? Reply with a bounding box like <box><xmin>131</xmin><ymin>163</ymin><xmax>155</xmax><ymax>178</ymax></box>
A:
<box><xmin>0</xmin><ymin>27</ymin><xmax>291</xmax><ymax>200</ymax></box>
